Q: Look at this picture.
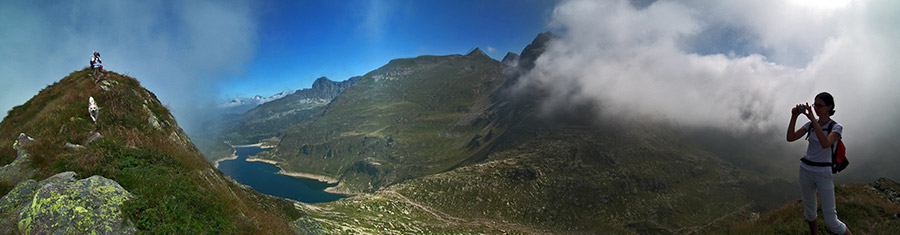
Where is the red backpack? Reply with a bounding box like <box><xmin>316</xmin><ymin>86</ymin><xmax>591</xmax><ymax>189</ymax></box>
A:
<box><xmin>803</xmin><ymin>121</ymin><xmax>849</xmax><ymax>174</ymax></box>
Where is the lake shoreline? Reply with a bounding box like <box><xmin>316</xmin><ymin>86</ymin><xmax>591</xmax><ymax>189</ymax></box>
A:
<box><xmin>214</xmin><ymin>142</ymin><xmax>278</xmax><ymax>169</ymax></box>
<box><xmin>213</xmin><ymin>147</ymin><xmax>239</xmax><ymax>169</ymax></box>
<box><xmin>229</xmin><ymin>143</ymin><xmax>352</xmax><ymax>195</ymax></box>
<box><xmin>234</xmin><ymin>143</ymin><xmax>277</xmax><ymax>149</ymax></box>
<box><xmin>217</xmin><ymin>144</ymin><xmax>349</xmax><ymax>202</ymax></box>
<box><xmin>245</xmin><ymin>157</ymin><xmax>344</xmax><ymax>189</ymax></box>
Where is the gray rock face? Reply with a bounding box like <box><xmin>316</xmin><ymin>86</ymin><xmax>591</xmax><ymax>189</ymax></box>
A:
<box><xmin>309</xmin><ymin>76</ymin><xmax>362</xmax><ymax>101</ymax></box>
<box><xmin>517</xmin><ymin>32</ymin><xmax>558</xmax><ymax>70</ymax></box>
<box><xmin>466</xmin><ymin>47</ymin><xmax>488</xmax><ymax>58</ymax></box>
<box><xmin>872</xmin><ymin>178</ymin><xmax>900</xmax><ymax>204</ymax></box>
<box><xmin>0</xmin><ymin>135</ymin><xmax>37</xmax><ymax>186</ymax></box>
<box><xmin>82</xmin><ymin>132</ymin><xmax>103</xmax><ymax>146</ymax></box>
<box><xmin>0</xmin><ymin>172</ymin><xmax>135</xmax><ymax>234</ymax></box>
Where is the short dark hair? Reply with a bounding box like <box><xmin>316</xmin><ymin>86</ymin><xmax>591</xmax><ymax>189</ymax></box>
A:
<box><xmin>816</xmin><ymin>92</ymin><xmax>836</xmax><ymax>116</ymax></box>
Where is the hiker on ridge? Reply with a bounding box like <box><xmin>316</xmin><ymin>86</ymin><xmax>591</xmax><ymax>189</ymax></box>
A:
<box><xmin>91</xmin><ymin>51</ymin><xmax>103</xmax><ymax>82</ymax></box>
<box><xmin>786</xmin><ymin>92</ymin><xmax>851</xmax><ymax>235</ymax></box>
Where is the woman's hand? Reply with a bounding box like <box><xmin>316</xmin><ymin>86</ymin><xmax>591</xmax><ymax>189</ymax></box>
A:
<box><xmin>803</xmin><ymin>103</ymin><xmax>815</xmax><ymax>121</ymax></box>
<box><xmin>792</xmin><ymin>104</ymin><xmax>803</xmax><ymax>116</ymax></box>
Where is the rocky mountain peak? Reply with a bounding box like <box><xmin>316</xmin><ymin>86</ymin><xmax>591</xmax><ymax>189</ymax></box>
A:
<box><xmin>518</xmin><ymin>31</ymin><xmax>559</xmax><ymax>70</ymax></box>
<box><xmin>466</xmin><ymin>47</ymin><xmax>489</xmax><ymax>58</ymax></box>
<box><xmin>312</xmin><ymin>77</ymin><xmax>333</xmax><ymax>89</ymax></box>
<box><xmin>501</xmin><ymin>52</ymin><xmax>520</xmax><ymax>66</ymax></box>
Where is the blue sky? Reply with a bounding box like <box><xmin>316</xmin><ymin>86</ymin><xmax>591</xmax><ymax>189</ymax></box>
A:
<box><xmin>221</xmin><ymin>0</ymin><xmax>557</xmax><ymax>99</ymax></box>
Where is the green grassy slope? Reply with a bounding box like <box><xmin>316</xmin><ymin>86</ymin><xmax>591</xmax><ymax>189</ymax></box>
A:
<box><xmin>0</xmin><ymin>69</ymin><xmax>310</xmax><ymax>234</ymax></box>
<box><xmin>302</xmin><ymin>115</ymin><xmax>798</xmax><ymax>233</ymax></box>
<box><xmin>705</xmin><ymin>178</ymin><xmax>900</xmax><ymax>234</ymax></box>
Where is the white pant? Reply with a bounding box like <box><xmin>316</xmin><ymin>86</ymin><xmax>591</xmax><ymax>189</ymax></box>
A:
<box><xmin>799</xmin><ymin>166</ymin><xmax>846</xmax><ymax>234</ymax></box>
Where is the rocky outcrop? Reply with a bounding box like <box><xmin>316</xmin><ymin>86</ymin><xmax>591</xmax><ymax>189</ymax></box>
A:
<box><xmin>83</xmin><ymin>132</ymin><xmax>103</xmax><ymax>146</ymax></box>
<box><xmin>517</xmin><ymin>32</ymin><xmax>558</xmax><ymax>70</ymax></box>
<box><xmin>872</xmin><ymin>177</ymin><xmax>900</xmax><ymax>204</ymax></box>
<box><xmin>310</xmin><ymin>76</ymin><xmax>361</xmax><ymax>99</ymax></box>
<box><xmin>0</xmin><ymin>134</ymin><xmax>37</xmax><ymax>186</ymax></box>
<box><xmin>0</xmin><ymin>172</ymin><xmax>135</xmax><ymax>234</ymax></box>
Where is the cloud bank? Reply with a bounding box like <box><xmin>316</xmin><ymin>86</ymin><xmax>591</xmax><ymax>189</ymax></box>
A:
<box><xmin>0</xmin><ymin>1</ymin><xmax>258</xmax><ymax>132</ymax></box>
<box><xmin>518</xmin><ymin>0</ymin><xmax>900</xmax><ymax>179</ymax></box>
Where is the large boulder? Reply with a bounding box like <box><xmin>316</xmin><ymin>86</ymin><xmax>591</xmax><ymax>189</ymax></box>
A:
<box><xmin>0</xmin><ymin>171</ymin><xmax>135</xmax><ymax>234</ymax></box>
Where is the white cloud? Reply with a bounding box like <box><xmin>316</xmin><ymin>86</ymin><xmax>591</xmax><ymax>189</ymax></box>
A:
<box><xmin>359</xmin><ymin>0</ymin><xmax>393</xmax><ymax>42</ymax></box>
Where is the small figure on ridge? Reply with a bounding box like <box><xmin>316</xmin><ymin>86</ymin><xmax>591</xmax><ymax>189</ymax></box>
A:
<box><xmin>90</xmin><ymin>51</ymin><xmax>104</xmax><ymax>82</ymax></box>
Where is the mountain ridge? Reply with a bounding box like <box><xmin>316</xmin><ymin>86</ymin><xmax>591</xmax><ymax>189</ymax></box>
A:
<box><xmin>0</xmin><ymin>69</ymin><xmax>321</xmax><ymax>234</ymax></box>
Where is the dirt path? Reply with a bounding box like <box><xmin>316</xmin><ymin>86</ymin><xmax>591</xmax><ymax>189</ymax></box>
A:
<box><xmin>383</xmin><ymin>190</ymin><xmax>551</xmax><ymax>234</ymax></box>
<box><xmin>674</xmin><ymin>203</ymin><xmax>752</xmax><ymax>234</ymax></box>
<box><xmin>384</xmin><ymin>190</ymin><xmax>465</xmax><ymax>224</ymax></box>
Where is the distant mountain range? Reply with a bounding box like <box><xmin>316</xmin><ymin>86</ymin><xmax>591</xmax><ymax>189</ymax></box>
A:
<box><xmin>218</xmin><ymin>91</ymin><xmax>291</xmax><ymax>114</ymax></box>
<box><xmin>217</xmin><ymin>76</ymin><xmax>362</xmax><ymax>115</ymax></box>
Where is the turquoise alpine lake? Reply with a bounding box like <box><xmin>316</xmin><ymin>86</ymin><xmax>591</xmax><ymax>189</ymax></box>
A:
<box><xmin>216</xmin><ymin>145</ymin><xmax>346</xmax><ymax>203</ymax></box>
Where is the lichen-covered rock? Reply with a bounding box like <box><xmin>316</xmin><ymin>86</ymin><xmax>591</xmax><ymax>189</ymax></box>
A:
<box><xmin>0</xmin><ymin>172</ymin><xmax>135</xmax><ymax>234</ymax></box>
<box><xmin>99</xmin><ymin>80</ymin><xmax>119</xmax><ymax>92</ymax></box>
<box><xmin>143</xmin><ymin>104</ymin><xmax>162</xmax><ymax>130</ymax></box>
<box><xmin>168</xmin><ymin>128</ymin><xmax>192</xmax><ymax>149</ymax></box>
<box><xmin>0</xmin><ymin>180</ymin><xmax>40</xmax><ymax>232</ymax></box>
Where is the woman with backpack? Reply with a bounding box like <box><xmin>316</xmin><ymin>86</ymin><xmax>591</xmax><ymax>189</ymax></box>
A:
<box><xmin>91</xmin><ymin>51</ymin><xmax>103</xmax><ymax>82</ymax></box>
<box><xmin>785</xmin><ymin>92</ymin><xmax>851</xmax><ymax>235</ymax></box>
